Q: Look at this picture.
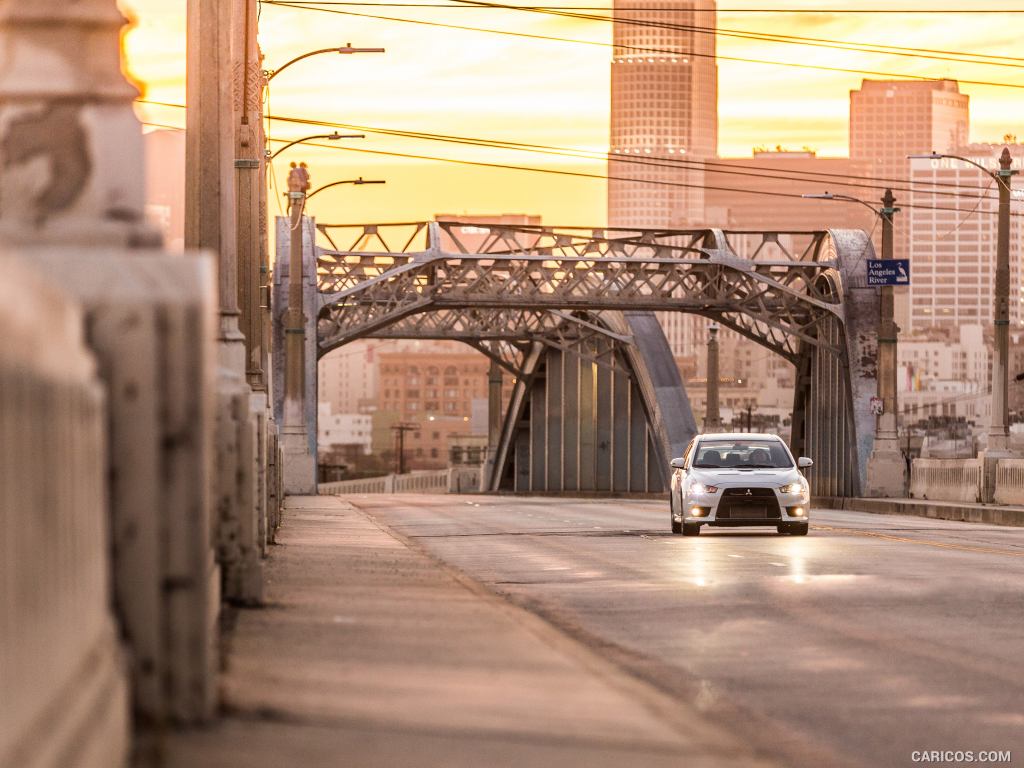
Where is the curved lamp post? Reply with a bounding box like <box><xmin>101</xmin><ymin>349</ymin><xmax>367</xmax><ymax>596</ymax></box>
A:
<box><xmin>908</xmin><ymin>148</ymin><xmax>1018</xmax><ymax>466</ymax></box>
<box><xmin>265</xmin><ymin>44</ymin><xmax>385</xmax><ymax>82</ymax></box>
<box><xmin>269</xmin><ymin>132</ymin><xmax>364</xmax><ymax>161</ymax></box>
<box><xmin>306</xmin><ymin>177</ymin><xmax>386</xmax><ymax>201</ymax></box>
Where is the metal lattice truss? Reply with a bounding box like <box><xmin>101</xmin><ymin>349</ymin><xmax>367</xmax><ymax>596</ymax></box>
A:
<box><xmin>316</xmin><ymin>222</ymin><xmax>848</xmax><ymax>364</ymax></box>
<box><xmin>358</xmin><ymin>307</ymin><xmax>632</xmax><ymax>376</ymax></box>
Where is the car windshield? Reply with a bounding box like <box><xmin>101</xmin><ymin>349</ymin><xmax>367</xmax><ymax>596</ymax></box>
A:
<box><xmin>692</xmin><ymin>439</ymin><xmax>793</xmax><ymax>469</ymax></box>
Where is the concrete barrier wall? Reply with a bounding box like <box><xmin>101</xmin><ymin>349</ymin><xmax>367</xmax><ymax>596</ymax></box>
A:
<box><xmin>910</xmin><ymin>458</ymin><xmax>983</xmax><ymax>503</ymax></box>
<box><xmin>1</xmin><ymin>261</ymin><xmax>129</xmax><ymax>768</ymax></box>
<box><xmin>994</xmin><ymin>459</ymin><xmax>1024</xmax><ymax>505</ymax></box>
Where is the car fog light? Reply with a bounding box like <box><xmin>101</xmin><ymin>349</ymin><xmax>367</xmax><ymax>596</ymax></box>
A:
<box><xmin>788</xmin><ymin>506</ymin><xmax>806</xmax><ymax>517</ymax></box>
<box><xmin>690</xmin><ymin>506</ymin><xmax>709</xmax><ymax>517</ymax></box>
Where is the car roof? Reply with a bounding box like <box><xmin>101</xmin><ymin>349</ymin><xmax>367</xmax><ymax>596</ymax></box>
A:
<box><xmin>696</xmin><ymin>433</ymin><xmax>783</xmax><ymax>441</ymax></box>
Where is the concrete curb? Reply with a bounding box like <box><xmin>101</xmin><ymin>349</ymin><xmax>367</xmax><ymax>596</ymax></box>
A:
<box><xmin>820</xmin><ymin>496</ymin><xmax>1024</xmax><ymax>527</ymax></box>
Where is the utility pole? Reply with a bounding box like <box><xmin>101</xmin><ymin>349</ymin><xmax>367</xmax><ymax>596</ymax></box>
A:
<box><xmin>233</xmin><ymin>0</ymin><xmax>266</xmax><ymax>390</ymax></box>
<box><xmin>865</xmin><ymin>187</ymin><xmax>908</xmax><ymax>496</ymax></box>
<box><xmin>704</xmin><ymin>324</ymin><xmax>721</xmax><ymax>432</ymax></box>
<box><xmin>987</xmin><ymin>147</ymin><xmax>1016</xmax><ymax>455</ymax></box>
<box><xmin>803</xmin><ymin>188</ymin><xmax>908</xmax><ymax>496</ymax></box>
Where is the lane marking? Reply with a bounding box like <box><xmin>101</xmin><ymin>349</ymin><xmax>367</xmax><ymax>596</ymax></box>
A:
<box><xmin>727</xmin><ymin>554</ymin><xmax>744</xmax><ymax>559</ymax></box>
<box><xmin>815</xmin><ymin>524</ymin><xmax>1024</xmax><ymax>558</ymax></box>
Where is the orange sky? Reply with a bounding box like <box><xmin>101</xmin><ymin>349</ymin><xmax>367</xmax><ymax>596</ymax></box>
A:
<box><xmin>124</xmin><ymin>1</ymin><xmax>1024</xmax><ymax>227</ymax></box>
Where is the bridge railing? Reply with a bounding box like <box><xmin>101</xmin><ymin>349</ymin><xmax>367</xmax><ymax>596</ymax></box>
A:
<box><xmin>1</xmin><ymin>262</ymin><xmax>129</xmax><ymax>768</ymax></box>
<box><xmin>320</xmin><ymin>468</ymin><xmax>483</xmax><ymax>495</ymax></box>
<box><xmin>994</xmin><ymin>459</ymin><xmax>1024</xmax><ymax>505</ymax></box>
<box><xmin>909</xmin><ymin>458</ymin><xmax>983</xmax><ymax>503</ymax></box>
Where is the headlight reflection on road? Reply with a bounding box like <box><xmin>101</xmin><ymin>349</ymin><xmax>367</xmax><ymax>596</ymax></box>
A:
<box><xmin>789</xmin><ymin>554</ymin><xmax>807</xmax><ymax>585</ymax></box>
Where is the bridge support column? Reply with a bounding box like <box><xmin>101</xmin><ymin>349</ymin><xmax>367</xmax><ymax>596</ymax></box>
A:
<box><xmin>483</xmin><ymin>360</ymin><xmax>503</xmax><ymax>491</ymax></box>
<box><xmin>273</xmin><ymin>215</ymin><xmax>318</xmax><ymax>494</ymax></box>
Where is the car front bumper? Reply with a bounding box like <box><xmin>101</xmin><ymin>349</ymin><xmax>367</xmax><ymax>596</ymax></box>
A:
<box><xmin>675</xmin><ymin>489</ymin><xmax>810</xmax><ymax>526</ymax></box>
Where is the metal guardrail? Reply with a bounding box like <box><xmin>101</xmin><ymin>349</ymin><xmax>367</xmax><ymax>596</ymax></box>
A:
<box><xmin>994</xmin><ymin>459</ymin><xmax>1024</xmax><ymax>505</ymax></box>
<box><xmin>910</xmin><ymin>458</ymin><xmax>983</xmax><ymax>503</ymax></box>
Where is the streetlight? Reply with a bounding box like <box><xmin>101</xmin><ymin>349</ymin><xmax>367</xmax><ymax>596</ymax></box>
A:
<box><xmin>909</xmin><ymin>148</ymin><xmax>1019</xmax><ymax>467</ymax></box>
<box><xmin>269</xmin><ymin>132</ymin><xmax>365</xmax><ymax>161</ymax></box>
<box><xmin>306</xmin><ymin>177</ymin><xmax>386</xmax><ymax>201</ymax></box>
<box><xmin>264</xmin><ymin>44</ymin><xmax>386</xmax><ymax>82</ymax></box>
<box><xmin>802</xmin><ymin>188</ymin><xmax>905</xmax><ymax>495</ymax></box>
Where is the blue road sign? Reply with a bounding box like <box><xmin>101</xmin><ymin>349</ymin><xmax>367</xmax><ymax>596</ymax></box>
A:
<box><xmin>866</xmin><ymin>259</ymin><xmax>910</xmax><ymax>286</ymax></box>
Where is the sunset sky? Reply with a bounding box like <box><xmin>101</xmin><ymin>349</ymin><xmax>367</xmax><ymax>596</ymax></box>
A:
<box><xmin>124</xmin><ymin>1</ymin><xmax>1024</xmax><ymax>226</ymax></box>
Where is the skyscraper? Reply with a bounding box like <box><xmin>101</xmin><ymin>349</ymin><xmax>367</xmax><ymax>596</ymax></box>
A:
<box><xmin>907</xmin><ymin>145</ymin><xmax>1024</xmax><ymax>332</ymax></box>
<box><xmin>849</xmin><ymin>79</ymin><xmax>969</xmax><ymax>330</ymax></box>
<box><xmin>608</xmin><ymin>0</ymin><xmax>717</xmax><ymax>229</ymax></box>
<box><xmin>607</xmin><ymin>0</ymin><xmax>718</xmax><ymax>355</ymax></box>
<box><xmin>850</xmin><ymin>79</ymin><xmax>969</xmax><ymax>183</ymax></box>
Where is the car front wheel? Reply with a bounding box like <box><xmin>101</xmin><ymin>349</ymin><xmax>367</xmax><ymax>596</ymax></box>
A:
<box><xmin>683</xmin><ymin>523</ymin><xmax>701</xmax><ymax>536</ymax></box>
<box><xmin>789</xmin><ymin>523</ymin><xmax>809</xmax><ymax>536</ymax></box>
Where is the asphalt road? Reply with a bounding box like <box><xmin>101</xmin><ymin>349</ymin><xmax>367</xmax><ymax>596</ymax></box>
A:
<box><xmin>353</xmin><ymin>495</ymin><xmax>1024</xmax><ymax>768</ymax></box>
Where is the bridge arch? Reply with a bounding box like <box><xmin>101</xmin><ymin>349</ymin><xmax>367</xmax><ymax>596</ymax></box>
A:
<box><xmin>294</xmin><ymin>221</ymin><xmax>879</xmax><ymax>497</ymax></box>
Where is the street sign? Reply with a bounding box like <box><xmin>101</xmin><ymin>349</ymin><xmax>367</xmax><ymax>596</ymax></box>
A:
<box><xmin>870</xmin><ymin>396</ymin><xmax>883</xmax><ymax>416</ymax></box>
<box><xmin>866</xmin><ymin>259</ymin><xmax>910</xmax><ymax>286</ymax></box>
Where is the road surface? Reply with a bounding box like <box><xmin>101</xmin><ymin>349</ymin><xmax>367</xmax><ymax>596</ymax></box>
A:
<box><xmin>354</xmin><ymin>495</ymin><xmax>1024</xmax><ymax>768</ymax></box>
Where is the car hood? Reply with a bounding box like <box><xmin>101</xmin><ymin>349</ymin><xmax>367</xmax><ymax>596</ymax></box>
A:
<box><xmin>689</xmin><ymin>467</ymin><xmax>804</xmax><ymax>486</ymax></box>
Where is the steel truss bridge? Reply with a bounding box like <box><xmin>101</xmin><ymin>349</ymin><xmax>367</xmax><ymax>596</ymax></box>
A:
<box><xmin>283</xmin><ymin>221</ymin><xmax>880</xmax><ymax>498</ymax></box>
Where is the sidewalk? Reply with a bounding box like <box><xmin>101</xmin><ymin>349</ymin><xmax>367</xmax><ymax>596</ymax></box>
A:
<box><xmin>821</xmin><ymin>496</ymin><xmax>1024</xmax><ymax>526</ymax></box>
<box><xmin>164</xmin><ymin>496</ymin><xmax>772</xmax><ymax>768</ymax></box>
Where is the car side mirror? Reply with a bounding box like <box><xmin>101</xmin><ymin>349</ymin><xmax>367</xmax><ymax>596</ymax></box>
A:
<box><xmin>670</xmin><ymin>458</ymin><xmax>686</xmax><ymax>469</ymax></box>
<box><xmin>798</xmin><ymin>457</ymin><xmax>813</xmax><ymax>469</ymax></box>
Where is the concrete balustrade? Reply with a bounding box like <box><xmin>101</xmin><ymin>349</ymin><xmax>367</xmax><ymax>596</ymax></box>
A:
<box><xmin>994</xmin><ymin>459</ymin><xmax>1024</xmax><ymax>505</ymax></box>
<box><xmin>910</xmin><ymin>458</ymin><xmax>983</xmax><ymax>503</ymax></box>
<box><xmin>1</xmin><ymin>260</ymin><xmax>129</xmax><ymax>768</ymax></box>
<box><xmin>31</xmin><ymin>252</ymin><xmax>223</xmax><ymax>725</ymax></box>
<box><xmin>320</xmin><ymin>469</ymin><xmax>459</xmax><ymax>496</ymax></box>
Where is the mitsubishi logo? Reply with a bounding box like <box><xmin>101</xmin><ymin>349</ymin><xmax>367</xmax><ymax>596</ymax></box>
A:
<box><xmin>744</xmin><ymin>489</ymin><xmax>752</xmax><ymax>496</ymax></box>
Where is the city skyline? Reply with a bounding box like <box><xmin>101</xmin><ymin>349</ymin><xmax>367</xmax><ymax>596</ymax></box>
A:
<box><xmin>125</xmin><ymin>1</ymin><xmax>1024</xmax><ymax>225</ymax></box>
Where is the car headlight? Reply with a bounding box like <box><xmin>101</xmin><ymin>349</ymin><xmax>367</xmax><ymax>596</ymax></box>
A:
<box><xmin>778</xmin><ymin>481</ymin><xmax>807</xmax><ymax>495</ymax></box>
<box><xmin>689</xmin><ymin>482</ymin><xmax>719</xmax><ymax>495</ymax></box>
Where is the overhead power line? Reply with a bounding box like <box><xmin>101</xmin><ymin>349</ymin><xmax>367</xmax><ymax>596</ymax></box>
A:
<box><xmin>267</xmin><ymin>134</ymin><xmax>1024</xmax><ymax>219</ymax></box>
<box><xmin>445</xmin><ymin>0</ymin><xmax>1024</xmax><ymax>69</ymax></box>
<box><xmin>266</xmin><ymin>2</ymin><xmax>1024</xmax><ymax>12</ymax></box>
<box><xmin>137</xmin><ymin>99</ymin><xmax>995</xmax><ymax>195</ymax></box>
<box><xmin>138</xmin><ymin>117</ymin><xmax>1018</xmax><ymax>219</ymax></box>
<box><xmin>260</xmin><ymin>1</ymin><xmax>1024</xmax><ymax>90</ymax></box>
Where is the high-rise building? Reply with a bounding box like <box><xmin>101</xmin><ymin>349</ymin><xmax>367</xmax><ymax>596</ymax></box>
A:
<box><xmin>608</xmin><ymin>0</ymin><xmax>717</xmax><ymax>229</ymax></box>
<box><xmin>907</xmin><ymin>144</ymin><xmax>1024</xmax><ymax>332</ymax></box>
<box><xmin>850</xmin><ymin>80</ymin><xmax>969</xmax><ymax>181</ymax></box>
<box><xmin>849</xmin><ymin>79</ymin><xmax>969</xmax><ymax>330</ymax></box>
<box><xmin>607</xmin><ymin>0</ymin><xmax>717</xmax><ymax>358</ymax></box>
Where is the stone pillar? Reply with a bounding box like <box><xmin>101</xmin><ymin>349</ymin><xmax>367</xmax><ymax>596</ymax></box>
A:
<box><xmin>273</xmin><ymin>213</ymin><xmax>319</xmax><ymax>494</ymax></box>
<box><xmin>704</xmin><ymin>323</ymin><xmax>721</xmax><ymax>431</ymax></box>
<box><xmin>0</xmin><ymin>1</ymin><xmax>156</xmax><ymax>247</ymax></box>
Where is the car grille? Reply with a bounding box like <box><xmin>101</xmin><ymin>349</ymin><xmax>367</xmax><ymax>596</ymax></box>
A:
<box><xmin>718</xmin><ymin>487</ymin><xmax>781</xmax><ymax>519</ymax></box>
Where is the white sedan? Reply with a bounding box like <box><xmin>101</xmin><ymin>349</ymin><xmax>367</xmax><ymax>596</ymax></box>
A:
<box><xmin>669</xmin><ymin>433</ymin><xmax>813</xmax><ymax>536</ymax></box>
